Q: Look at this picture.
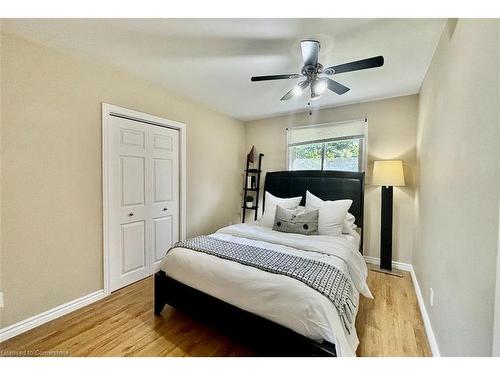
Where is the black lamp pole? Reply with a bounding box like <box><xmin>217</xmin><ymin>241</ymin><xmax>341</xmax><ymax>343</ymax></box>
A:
<box><xmin>380</xmin><ymin>185</ymin><xmax>393</xmax><ymax>271</ymax></box>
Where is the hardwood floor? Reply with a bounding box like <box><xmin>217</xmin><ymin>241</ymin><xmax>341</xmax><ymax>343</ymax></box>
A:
<box><xmin>0</xmin><ymin>270</ymin><xmax>430</xmax><ymax>357</ymax></box>
<box><xmin>356</xmin><ymin>268</ymin><xmax>431</xmax><ymax>356</ymax></box>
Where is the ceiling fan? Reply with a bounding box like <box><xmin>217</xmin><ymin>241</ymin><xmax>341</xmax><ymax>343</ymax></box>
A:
<box><xmin>251</xmin><ymin>39</ymin><xmax>384</xmax><ymax>102</ymax></box>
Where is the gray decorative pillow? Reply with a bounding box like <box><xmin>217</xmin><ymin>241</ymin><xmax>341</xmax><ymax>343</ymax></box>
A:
<box><xmin>273</xmin><ymin>205</ymin><xmax>319</xmax><ymax>235</ymax></box>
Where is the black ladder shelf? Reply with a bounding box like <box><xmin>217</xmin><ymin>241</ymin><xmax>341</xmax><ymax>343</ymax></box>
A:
<box><xmin>242</xmin><ymin>153</ymin><xmax>264</xmax><ymax>223</ymax></box>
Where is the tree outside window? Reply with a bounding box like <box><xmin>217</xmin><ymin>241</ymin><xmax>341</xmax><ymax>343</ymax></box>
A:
<box><xmin>289</xmin><ymin>137</ymin><xmax>362</xmax><ymax>172</ymax></box>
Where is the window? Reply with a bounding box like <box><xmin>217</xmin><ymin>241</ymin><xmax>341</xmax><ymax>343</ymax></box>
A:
<box><xmin>287</xmin><ymin>119</ymin><xmax>367</xmax><ymax>172</ymax></box>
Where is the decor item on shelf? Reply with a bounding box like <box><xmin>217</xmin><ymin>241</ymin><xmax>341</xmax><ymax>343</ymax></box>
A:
<box><xmin>372</xmin><ymin>160</ymin><xmax>406</xmax><ymax>277</ymax></box>
<box><xmin>248</xmin><ymin>145</ymin><xmax>256</xmax><ymax>164</ymax></box>
<box><xmin>242</xmin><ymin>152</ymin><xmax>264</xmax><ymax>222</ymax></box>
<box><xmin>245</xmin><ymin>195</ymin><xmax>254</xmax><ymax>208</ymax></box>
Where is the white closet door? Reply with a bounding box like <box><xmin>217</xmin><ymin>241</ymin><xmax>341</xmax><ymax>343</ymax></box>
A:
<box><xmin>108</xmin><ymin>115</ymin><xmax>179</xmax><ymax>292</ymax></box>
<box><xmin>149</xmin><ymin>126</ymin><xmax>179</xmax><ymax>270</ymax></box>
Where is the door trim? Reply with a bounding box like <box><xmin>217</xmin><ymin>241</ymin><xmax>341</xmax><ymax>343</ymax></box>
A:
<box><xmin>102</xmin><ymin>103</ymin><xmax>187</xmax><ymax>296</ymax></box>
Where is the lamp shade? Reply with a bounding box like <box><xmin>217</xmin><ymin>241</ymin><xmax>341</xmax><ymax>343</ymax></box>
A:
<box><xmin>372</xmin><ymin>160</ymin><xmax>405</xmax><ymax>186</ymax></box>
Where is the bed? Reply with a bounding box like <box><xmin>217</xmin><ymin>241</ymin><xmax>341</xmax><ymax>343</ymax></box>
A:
<box><xmin>154</xmin><ymin>170</ymin><xmax>368</xmax><ymax>357</ymax></box>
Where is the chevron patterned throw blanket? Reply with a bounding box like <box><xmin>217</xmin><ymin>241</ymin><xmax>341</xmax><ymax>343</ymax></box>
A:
<box><xmin>169</xmin><ymin>235</ymin><xmax>357</xmax><ymax>334</ymax></box>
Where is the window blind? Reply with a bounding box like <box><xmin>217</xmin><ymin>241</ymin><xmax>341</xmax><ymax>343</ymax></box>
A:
<box><xmin>287</xmin><ymin>118</ymin><xmax>367</xmax><ymax>145</ymax></box>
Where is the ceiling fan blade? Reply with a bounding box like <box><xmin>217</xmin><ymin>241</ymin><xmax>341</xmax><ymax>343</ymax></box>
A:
<box><xmin>325</xmin><ymin>78</ymin><xmax>350</xmax><ymax>95</ymax></box>
<box><xmin>280</xmin><ymin>80</ymin><xmax>310</xmax><ymax>101</ymax></box>
<box><xmin>300</xmin><ymin>40</ymin><xmax>320</xmax><ymax>67</ymax></box>
<box><xmin>324</xmin><ymin>56</ymin><xmax>384</xmax><ymax>75</ymax></box>
<box><xmin>251</xmin><ymin>74</ymin><xmax>302</xmax><ymax>82</ymax></box>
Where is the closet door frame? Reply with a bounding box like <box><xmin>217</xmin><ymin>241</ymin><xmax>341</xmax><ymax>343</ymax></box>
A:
<box><xmin>102</xmin><ymin>103</ymin><xmax>187</xmax><ymax>296</ymax></box>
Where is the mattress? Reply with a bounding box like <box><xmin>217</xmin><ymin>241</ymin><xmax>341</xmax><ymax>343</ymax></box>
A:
<box><xmin>160</xmin><ymin>223</ymin><xmax>371</xmax><ymax>357</ymax></box>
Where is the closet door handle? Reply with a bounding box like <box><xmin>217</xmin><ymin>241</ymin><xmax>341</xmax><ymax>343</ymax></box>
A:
<box><xmin>128</xmin><ymin>213</ymin><xmax>134</xmax><ymax>217</ymax></box>
<box><xmin>163</xmin><ymin>208</ymin><xmax>168</xmax><ymax>211</ymax></box>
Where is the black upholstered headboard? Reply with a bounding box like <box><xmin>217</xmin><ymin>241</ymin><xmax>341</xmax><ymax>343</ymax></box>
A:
<box><xmin>263</xmin><ymin>170</ymin><xmax>365</xmax><ymax>251</ymax></box>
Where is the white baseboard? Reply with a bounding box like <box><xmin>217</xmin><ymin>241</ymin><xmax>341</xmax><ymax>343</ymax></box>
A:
<box><xmin>408</xmin><ymin>266</ymin><xmax>441</xmax><ymax>356</ymax></box>
<box><xmin>0</xmin><ymin>289</ymin><xmax>105</xmax><ymax>342</ymax></box>
<box><xmin>363</xmin><ymin>255</ymin><xmax>412</xmax><ymax>272</ymax></box>
<box><xmin>364</xmin><ymin>255</ymin><xmax>440</xmax><ymax>356</ymax></box>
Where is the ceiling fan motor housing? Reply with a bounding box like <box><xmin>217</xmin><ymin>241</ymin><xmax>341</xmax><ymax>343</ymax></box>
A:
<box><xmin>302</xmin><ymin>63</ymin><xmax>323</xmax><ymax>76</ymax></box>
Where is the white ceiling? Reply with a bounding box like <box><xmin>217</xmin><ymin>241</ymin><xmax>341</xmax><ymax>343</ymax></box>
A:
<box><xmin>3</xmin><ymin>19</ymin><xmax>445</xmax><ymax>121</ymax></box>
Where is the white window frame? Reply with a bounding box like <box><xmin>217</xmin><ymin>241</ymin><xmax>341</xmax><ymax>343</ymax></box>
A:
<box><xmin>286</xmin><ymin>118</ymin><xmax>368</xmax><ymax>172</ymax></box>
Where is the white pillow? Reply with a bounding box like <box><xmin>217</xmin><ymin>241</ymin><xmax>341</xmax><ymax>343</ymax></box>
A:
<box><xmin>343</xmin><ymin>212</ymin><xmax>357</xmax><ymax>235</ymax></box>
<box><xmin>260</xmin><ymin>192</ymin><xmax>302</xmax><ymax>228</ymax></box>
<box><xmin>305</xmin><ymin>190</ymin><xmax>353</xmax><ymax>236</ymax></box>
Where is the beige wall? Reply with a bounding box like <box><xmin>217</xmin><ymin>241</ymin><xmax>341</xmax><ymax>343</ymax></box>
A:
<box><xmin>414</xmin><ymin>19</ymin><xmax>500</xmax><ymax>356</ymax></box>
<box><xmin>494</xmin><ymin>207</ymin><xmax>500</xmax><ymax>356</ymax></box>
<box><xmin>244</xmin><ymin>95</ymin><xmax>418</xmax><ymax>263</ymax></box>
<box><xmin>0</xmin><ymin>32</ymin><xmax>245</xmax><ymax>327</ymax></box>
<box><xmin>0</xmin><ymin>22</ymin><xmax>3</xmax><ymax>327</ymax></box>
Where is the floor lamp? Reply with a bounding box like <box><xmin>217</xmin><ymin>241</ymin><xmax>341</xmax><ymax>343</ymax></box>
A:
<box><xmin>372</xmin><ymin>160</ymin><xmax>405</xmax><ymax>277</ymax></box>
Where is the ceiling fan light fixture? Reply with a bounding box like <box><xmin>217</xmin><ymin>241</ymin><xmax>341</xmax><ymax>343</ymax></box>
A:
<box><xmin>310</xmin><ymin>92</ymin><xmax>321</xmax><ymax>101</ymax></box>
<box><xmin>292</xmin><ymin>85</ymin><xmax>303</xmax><ymax>96</ymax></box>
<box><xmin>314</xmin><ymin>79</ymin><xmax>328</xmax><ymax>94</ymax></box>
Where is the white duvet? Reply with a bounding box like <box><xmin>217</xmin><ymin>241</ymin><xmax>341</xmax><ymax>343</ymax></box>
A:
<box><xmin>160</xmin><ymin>223</ymin><xmax>372</xmax><ymax>357</ymax></box>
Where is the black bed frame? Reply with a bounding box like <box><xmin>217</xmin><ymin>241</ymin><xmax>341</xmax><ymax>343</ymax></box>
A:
<box><xmin>154</xmin><ymin>170</ymin><xmax>365</xmax><ymax>356</ymax></box>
